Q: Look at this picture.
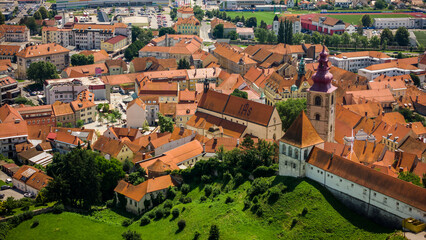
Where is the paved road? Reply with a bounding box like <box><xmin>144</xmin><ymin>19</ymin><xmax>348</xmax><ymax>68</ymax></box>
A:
<box><xmin>200</xmin><ymin>20</ymin><xmax>212</xmax><ymax>42</ymax></box>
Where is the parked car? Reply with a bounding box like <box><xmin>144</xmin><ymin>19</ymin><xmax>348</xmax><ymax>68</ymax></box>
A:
<box><xmin>1</xmin><ymin>185</ymin><xmax>11</xmax><ymax>190</ymax></box>
<box><xmin>5</xmin><ymin>178</ymin><xmax>12</xmax><ymax>183</ymax></box>
<box><xmin>0</xmin><ymin>194</ymin><xmax>4</xmax><ymax>199</ymax></box>
<box><xmin>24</xmin><ymin>192</ymin><xmax>34</xmax><ymax>198</ymax></box>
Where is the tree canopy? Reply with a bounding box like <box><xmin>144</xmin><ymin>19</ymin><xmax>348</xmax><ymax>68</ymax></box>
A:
<box><xmin>380</xmin><ymin>28</ymin><xmax>393</xmax><ymax>44</ymax></box>
<box><xmin>27</xmin><ymin>61</ymin><xmax>59</xmax><ymax>85</ymax></box>
<box><xmin>71</xmin><ymin>54</ymin><xmax>94</xmax><ymax>66</ymax></box>
<box><xmin>177</xmin><ymin>58</ymin><xmax>191</xmax><ymax>69</ymax></box>
<box><xmin>231</xmin><ymin>89</ymin><xmax>248</xmax><ymax>99</ymax></box>
<box><xmin>213</xmin><ymin>24</ymin><xmax>224</xmax><ymax>39</ymax></box>
<box><xmin>276</xmin><ymin>98</ymin><xmax>307</xmax><ymax>131</ymax></box>
<box><xmin>361</xmin><ymin>15</ymin><xmax>372</xmax><ymax>27</ymax></box>
<box><xmin>157</xmin><ymin>113</ymin><xmax>174</xmax><ymax>133</ymax></box>
<box><xmin>46</xmin><ymin>149</ymin><xmax>125</xmax><ymax>208</ymax></box>
<box><xmin>159</xmin><ymin>27</ymin><xmax>176</xmax><ymax>37</ymax></box>
<box><xmin>395</xmin><ymin>27</ymin><xmax>409</xmax><ymax>46</ymax></box>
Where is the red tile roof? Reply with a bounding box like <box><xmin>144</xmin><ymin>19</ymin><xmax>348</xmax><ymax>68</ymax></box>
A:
<box><xmin>16</xmin><ymin>43</ymin><xmax>69</xmax><ymax>58</ymax></box>
<box><xmin>114</xmin><ymin>175</ymin><xmax>177</xmax><ymax>202</ymax></box>
<box><xmin>280</xmin><ymin>111</ymin><xmax>324</xmax><ymax>148</ymax></box>
<box><xmin>103</xmin><ymin>35</ymin><xmax>127</xmax><ymax>45</ymax></box>
<box><xmin>307</xmin><ymin>147</ymin><xmax>426</xmax><ymax>211</ymax></box>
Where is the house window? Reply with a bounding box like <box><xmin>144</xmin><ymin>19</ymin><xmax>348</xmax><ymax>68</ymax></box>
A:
<box><xmin>282</xmin><ymin>145</ymin><xmax>286</xmax><ymax>155</ymax></box>
<box><xmin>383</xmin><ymin>197</ymin><xmax>387</xmax><ymax>204</ymax></box>
<box><xmin>288</xmin><ymin>147</ymin><xmax>292</xmax><ymax>157</ymax></box>
<box><xmin>304</xmin><ymin>149</ymin><xmax>308</xmax><ymax>159</ymax></box>
<box><xmin>294</xmin><ymin>149</ymin><xmax>299</xmax><ymax>159</ymax></box>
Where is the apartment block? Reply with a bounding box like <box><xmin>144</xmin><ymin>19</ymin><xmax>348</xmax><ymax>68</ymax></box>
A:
<box><xmin>16</xmin><ymin>43</ymin><xmax>70</xmax><ymax>79</ymax></box>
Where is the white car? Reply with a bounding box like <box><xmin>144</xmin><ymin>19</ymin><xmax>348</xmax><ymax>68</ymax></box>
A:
<box><xmin>5</xmin><ymin>178</ymin><xmax>12</xmax><ymax>183</ymax></box>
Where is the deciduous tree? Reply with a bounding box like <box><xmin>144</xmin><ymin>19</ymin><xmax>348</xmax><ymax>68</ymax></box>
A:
<box><xmin>27</xmin><ymin>61</ymin><xmax>59</xmax><ymax>85</ymax></box>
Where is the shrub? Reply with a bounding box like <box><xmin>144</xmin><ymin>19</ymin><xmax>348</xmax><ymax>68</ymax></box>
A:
<box><xmin>234</xmin><ymin>173</ymin><xmax>244</xmax><ymax>186</ymax></box>
<box><xmin>122</xmin><ymin>219</ymin><xmax>133</xmax><ymax>227</ymax></box>
<box><xmin>140</xmin><ymin>216</ymin><xmax>150</xmax><ymax>226</ymax></box>
<box><xmin>267</xmin><ymin>187</ymin><xmax>281</xmax><ymax>204</ymax></box>
<box><xmin>155</xmin><ymin>208</ymin><xmax>164</xmax><ymax>219</ymax></box>
<box><xmin>163</xmin><ymin>199</ymin><xmax>173</xmax><ymax>209</ymax></box>
<box><xmin>252</xmin><ymin>196</ymin><xmax>259</xmax><ymax>204</ymax></box>
<box><xmin>181</xmin><ymin>184</ymin><xmax>190</xmax><ymax>195</ymax></box>
<box><xmin>212</xmin><ymin>188</ymin><xmax>220</xmax><ymax>198</ymax></box>
<box><xmin>21</xmin><ymin>211</ymin><xmax>34</xmax><ymax>220</ymax></box>
<box><xmin>247</xmin><ymin>178</ymin><xmax>271</xmax><ymax>199</ymax></box>
<box><xmin>166</xmin><ymin>187</ymin><xmax>176</xmax><ymax>200</ymax></box>
<box><xmin>106</xmin><ymin>199</ymin><xmax>115</xmax><ymax>208</ymax></box>
<box><xmin>225</xmin><ymin>196</ymin><xmax>233</xmax><ymax>204</ymax></box>
<box><xmin>208</xmin><ymin>224</ymin><xmax>220</xmax><ymax>240</ymax></box>
<box><xmin>147</xmin><ymin>211</ymin><xmax>155</xmax><ymax>219</ymax></box>
<box><xmin>252</xmin><ymin>165</ymin><xmax>277</xmax><ymax>178</ymax></box>
<box><xmin>193</xmin><ymin>231</ymin><xmax>201</xmax><ymax>240</ymax></box>
<box><xmin>301</xmin><ymin>207</ymin><xmax>308</xmax><ymax>216</ymax></box>
<box><xmin>179</xmin><ymin>196</ymin><xmax>192</xmax><ymax>204</ymax></box>
<box><xmin>256</xmin><ymin>207</ymin><xmax>263</xmax><ymax>217</ymax></box>
<box><xmin>177</xmin><ymin>219</ymin><xmax>186</xmax><ymax>231</ymax></box>
<box><xmin>163</xmin><ymin>207</ymin><xmax>171</xmax><ymax>217</ymax></box>
<box><xmin>223</xmin><ymin>171</ymin><xmax>232</xmax><ymax>183</ymax></box>
<box><xmin>243</xmin><ymin>199</ymin><xmax>251</xmax><ymax>210</ymax></box>
<box><xmin>201</xmin><ymin>175</ymin><xmax>211</xmax><ymax>183</ymax></box>
<box><xmin>21</xmin><ymin>206</ymin><xmax>29</xmax><ymax>211</ymax></box>
<box><xmin>204</xmin><ymin>185</ymin><xmax>213</xmax><ymax>197</ymax></box>
<box><xmin>31</xmin><ymin>219</ymin><xmax>39</xmax><ymax>228</ymax></box>
<box><xmin>121</xmin><ymin>230</ymin><xmax>141</xmax><ymax>240</ymax></box>
<box><xmin>290</xmin><ymin>218</ymin><xmax>298</xmax><ymax>229</ymax></box>
<box><xmin>52</xmin><ymin>203</ymin><xmax>64</xmax><ymax>214</ymax></box>
<box><xmin>172</xmin><ymin>208</ymin><xmax>179</xmax><ymax>218</ymax></box>
<box><xmin>250</xmin><ymin>203</ymin><xmax>260</xmax><ymax>214</ymax></box>
<box><xmin>200</xmin><ymin>196</ymin><xmax>207</xmax><ymax>202</ymax></box>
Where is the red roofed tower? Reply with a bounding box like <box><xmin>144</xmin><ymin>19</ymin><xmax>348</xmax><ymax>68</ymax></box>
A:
<box><xmin>307</xmin><ymin>46</ymin><xmax>337</xmax><ymax>142</ymax></box>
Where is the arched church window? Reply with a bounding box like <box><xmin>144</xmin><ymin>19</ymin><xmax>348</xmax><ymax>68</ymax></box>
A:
<box><xmin>295</xmin><ymin>149</ymin><xmax>299</xmax><ymax>159</ymax></box>
<box><xmin>288</xmin><ymin>147</ymin><xmax>292</xmax><ymax>157</ymax></box>
<box><xmin>331</xmin><ymin>95</ymin><xmax>334</xmax><ymax>105</ymax></box>
<box><xmin>315</xmin><ymin>114</ymin><xmax>320</xmax><ymax>121</ymax></box>
<box><xmin>304</xmin><ymin>149</ymin><xmax>308</xmax><ymax>160</ymax></box>
<box><xmin>330</xmin><ymin>125</ymin><xmax>333</xmax><ymax>132</ymax></box>
<box><xmin>282</xmin><ymin>144</ymin><xmax>286</xmax><ymax>155</ymax></box>
<box><xmin>315</xmin><ymin>96</ymin><xmax>322</xmax><ymax>106</ymax></box>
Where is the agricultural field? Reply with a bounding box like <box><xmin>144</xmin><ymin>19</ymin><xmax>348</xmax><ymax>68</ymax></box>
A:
<box><xmin>414</xmin><ymin>31</ymin><xmax>426</xmax><ymax>46</ymax></box>
<box><xmin>325</xmin><ymin>14</ymin><xmax>413</xmax><ymax>25</ymax></box>
<box><xmin>7</xmin><ymin>177</ymin><xmax>402</xmax><ymax>240</ymax></box>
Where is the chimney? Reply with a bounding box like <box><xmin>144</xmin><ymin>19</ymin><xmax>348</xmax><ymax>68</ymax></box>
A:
<box><xmin>237</xmin><ymin>138</ymin><xmax>240</xmax><ymax>147</ymax></box>
<box><xmin>202</xmin><ymin>143</ymin><xmax>205</xmax><ymax>153</ymax></box>
<box><xmin>148</xmin><ymin>136</ymin><xmax>151</xmax><ymax>142</ymax></box>
<box><xmin>365</xmin><ymin>112</ymin><xmax>367</xmax><ymax>117</ymax></box>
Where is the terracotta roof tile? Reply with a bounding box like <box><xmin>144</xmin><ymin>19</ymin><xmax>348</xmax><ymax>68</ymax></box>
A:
<box><xmin>16</xmin><ymin>43</ymin><xmax>69</xmax><ymax>58</ymax></box>
<box><xmin>114</xmin><ymin>175</ymin><xmax>177</xmax><ymax>202</ymax></box>
<box><xmin>280</xmin><ymin>111</ymin><xmax>324</xmax><ymax>148</ymax></box>
<box><xmin>13</xmin><ymin>165</ymin><xmax>51</xmax><ymax>191</ymax></box>
<box><xmin>307</xmin><ymin>147</ymin><xmax>426</xmax><ymax>211</ymax></box>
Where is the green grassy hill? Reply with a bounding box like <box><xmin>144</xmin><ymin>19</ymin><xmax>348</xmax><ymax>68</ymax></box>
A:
<box><xmin>6</xmin><ymin>177</ymin><xmax>402</xmax><ymax>240</ymax></box>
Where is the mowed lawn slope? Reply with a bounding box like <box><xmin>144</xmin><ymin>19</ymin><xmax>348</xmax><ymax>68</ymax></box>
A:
<box><xmin>7</xmin><ymin>177</ymin><xmax>400</xmax><ymax>240</ymax></box>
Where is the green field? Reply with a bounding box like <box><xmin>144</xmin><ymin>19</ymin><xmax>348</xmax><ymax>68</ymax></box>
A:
<box><xmin>326</xmin><ymin>14</ymin><xmax>413</xmax><ymax>25</ymax></box>
<box><xmin>7</xmin><ymin>177</ymin><xmax>401</xmax><ymax>240</ymax></box>
<box><xmin>224</xmin><ymin>11</ymin><xmax>277</xmax><ymax>25</ymax></box>
<box><xmin>414</xmin><ymin>31</ymin><xmax>426</xmax><ymax>46</ymax></box>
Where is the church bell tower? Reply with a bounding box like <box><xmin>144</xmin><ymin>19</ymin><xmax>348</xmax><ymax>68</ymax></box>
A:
<box><xmin>306</xmin><ymin>46</ymin><xmax>337</xmax><ymax>142</ymax></box>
